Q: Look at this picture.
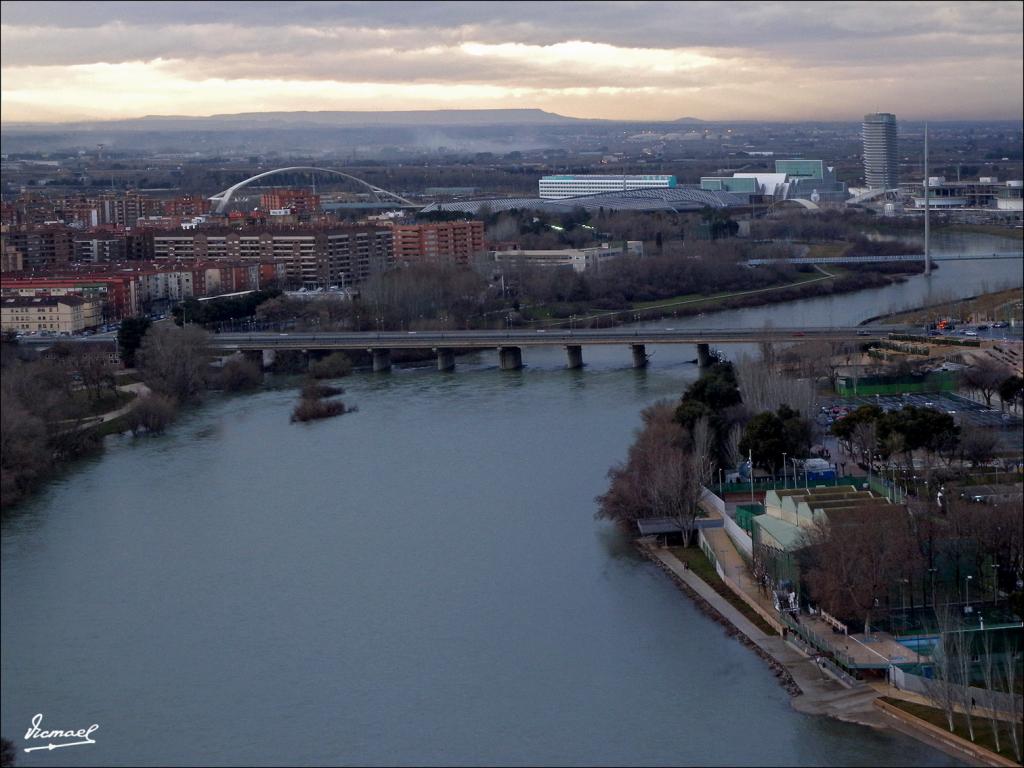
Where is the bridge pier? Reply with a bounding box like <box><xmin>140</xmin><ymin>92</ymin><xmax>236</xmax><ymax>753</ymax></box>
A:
<box><xmin>435</xmin><ymin>348</ymin><xmax>455</xmax><ymax>372</ymax></box>
<box><xmin>370</xmin><ymin>348</ymin><xmax>392</xmax><ymax>373</ymax></box>
<box><xmin>631</xmin><ymin>344</ymin><xmax>648</xmax><ymax>369</ymax></box>
<box><xmin>697</xmin><ymin>343</ymin><xmax>712</xmax><ymax>369</ymax></box>
<box><xmin>565</xmin><ymin>344</ymin><xmax>583</xmax><ymax>369</ymax></box>
<box><xmin>261</xmin><ymin>349</ymin><xmax>276</xmax><ymax>370</ymax></box>
<box><xmin>498</xmin><ymin>346</ymin><xmax>523</xmax><ymax>371</ymax></box>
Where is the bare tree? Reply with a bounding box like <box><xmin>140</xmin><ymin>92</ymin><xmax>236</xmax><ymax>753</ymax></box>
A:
<box><xmin>962</xmin><ymin>356</ymin><xmax>1011</xmax><ymax>408</ymax></box>
<box><xmin>979</xmin><ymin>631</ymin><xmax>1001</xmax><ymax>753</ymax></box>
<box><xmin>649</xmin><ymin>442</ymin><xmax>704</xmax><ymax>545</ymax></box>
<box><xmin>72</xmin><ymin>348</ymin><xmax>118</xmax><ymax>403</ymax></box>
<box><xmin>802</xmin><ymin>508</ymin><xmax>924</xmax><ymax>635</ymax></box>
<box><xmin>137</xmin><ymin>324</ymin><xmax>211</xmax><ymax>403</ymax></box>
<box><xmin>925</xmin><ymin>605</ymin><xmax>962</xmax><ymax>733</ymax></box>
<box><xmin>958</xmin><ymin>424</ymin><xmax>999</xmax><ymax>468</ymax></box>
<box><xmin>597</xmin><ymin>401</ymin><xmax>684</xmax><ymax>526</ymax></box>
<box><xmin>1000</xmin><ymin>643</ymin><xmax>1022</xmax><ymax>762</ymax></box>
<box><xmin>954</xmin><ymin>628</ymin><xmax>976</xmax><ymax>742</ymax></box>
<box><xmin>850</xmin><ymin>421</ymin><xmax>878</xmax><ymax>465</ymax></box>
<box><xmin>735</xmin><ymin>353</ymin><xmax>818</xmax><ymax>417</ymax></box>
<box><xmin>690</xmin><ymin>416</ymin><xmax>717</xmax><ymax>487</ymax></box>
<box><xmin>723</xmin><ymin>422</ymin><xmax>744</xmax><ymax>473</ymax></box>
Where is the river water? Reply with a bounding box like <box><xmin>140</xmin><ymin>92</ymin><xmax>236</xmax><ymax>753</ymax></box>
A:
<box><xmin>2</xmin><ymin>236</ymin><xmax>1020</xmax><ymax>766</ymax></box>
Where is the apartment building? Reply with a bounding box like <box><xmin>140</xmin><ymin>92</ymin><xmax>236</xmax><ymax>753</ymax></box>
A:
<box><xmin>260</xmin><ymin>189</ymin><xmax>321</xmax><ymax>217</ymax></box>
<box><xmin>388</xmin><ymin>220</ymin><xmax>486</xmax><ymax>266</ymax></box>
<box><xmin>0</xmin><ymin>225</ymin><xmax>73</xmax><ymax>271</ymax></box>
<box><xmin>152</xmin><ymin>226</ymin><xmax>393</xmax><ymax>288</ymax></box>
<box><xmin>74</xmin><ymin>232</ymin><xmax>128</xmax><ymax>263</ymax></box>
<box><xmin>1</xmin><ymin>295</ymin><xmax>101</xmax><ymax>334</ymax></box>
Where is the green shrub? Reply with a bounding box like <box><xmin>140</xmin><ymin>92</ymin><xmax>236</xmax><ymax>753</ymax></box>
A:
<box><xmin>290</xmin><ymin>397</ymin><xmax>347</xmax><ymax>422</ymax></box>
<box><xmin>220</xmin><ymin>357</ymin><xmax>263</xmax><ymax>391</ymax></box>
<box><xmin>127</xmin><ymin>394</ymin><xmax>178</xmax><ymax>435</ymax></box>
<box><xmin>308</xmin><ymin>352</ymin><xmax>352</xmax><ymax>379</ymax></box>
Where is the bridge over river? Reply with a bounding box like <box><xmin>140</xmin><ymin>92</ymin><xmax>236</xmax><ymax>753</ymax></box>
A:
<box><xmin>19</xmin><ymin>325</ymin><xmax>912</xmax><ymax>370</ymax></box>
<box><xmin>203</xmin><ymin>326</ymin><xmax>908</xmax><ymax>371</ymax></box>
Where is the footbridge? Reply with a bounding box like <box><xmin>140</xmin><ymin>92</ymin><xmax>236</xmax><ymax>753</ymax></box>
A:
<box><xmin>207</xmin><ymin>167</ymin><xmax>418</xmax><ymax>214</ymax></box>
<box><xmin>746</xmin><ymin>251</ymin><xmax>1022</xmax><ymax>266</ymax></box>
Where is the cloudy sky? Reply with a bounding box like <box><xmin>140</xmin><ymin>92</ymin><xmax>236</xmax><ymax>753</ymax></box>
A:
<box><xmin>1</xmin><ymin>0</ymin><xmax>1021</xmax><ymax>123</ymax></box>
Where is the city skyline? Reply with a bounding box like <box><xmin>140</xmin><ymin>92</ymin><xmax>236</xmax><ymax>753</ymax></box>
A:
<box><xmin>1</xmin><ymin>0</ymin><xmax>1022</xmax><ymax>124</ymax></box>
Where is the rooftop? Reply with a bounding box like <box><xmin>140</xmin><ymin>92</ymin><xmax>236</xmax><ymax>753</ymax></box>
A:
<box><xmin>2</xmin><ymin>295</ymin><xmax>86</xmax><ymax>308</ymax></box>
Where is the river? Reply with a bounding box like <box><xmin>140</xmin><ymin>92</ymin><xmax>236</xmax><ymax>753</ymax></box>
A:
<box><xmin>2</xmin><ymin>236</ymin><xmax>1020</xmax><ymax>766</ymax></box>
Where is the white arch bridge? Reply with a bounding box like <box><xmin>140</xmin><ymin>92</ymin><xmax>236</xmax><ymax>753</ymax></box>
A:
<box><xmin>207</xmin><ymin>167</ymin><xmax>419</xmax><ymax>214</ymax></box>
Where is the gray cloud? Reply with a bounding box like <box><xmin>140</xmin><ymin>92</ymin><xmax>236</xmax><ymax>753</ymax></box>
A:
<box><xmin>3</xmin><ymin>1</ymin><xmax>1021</xmax><ymax>53</ymax></box>
<box><xmin>1</xmin><ymin>1</ymin><xmax>1020</xmax><ymax>121</ymax></box>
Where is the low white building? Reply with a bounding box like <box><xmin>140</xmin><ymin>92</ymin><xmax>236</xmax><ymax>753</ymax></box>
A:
<box><xmin>538</xmin><ymin>175</ymin><xmax>676</xmax><ymax>200</ymax></box>
<box><xmin>491</xmin><ymin>241</ymin><xmax>643</xmax><ymax>274</ymax></box>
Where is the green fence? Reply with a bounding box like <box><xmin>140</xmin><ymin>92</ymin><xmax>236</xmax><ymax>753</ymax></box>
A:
<box><xmin>718</xmin><ymin>475</ymin><xmax>863</xmax><ymax>496</ymax></box>
<box><xmin>834</xmin><ymin>371</ymin><xmax>959</xmax><ymax>396</ymax></box>
<box><xmin>735</xmin><ymin>504</ymin><xmax>764</xmax><ymax>533</ymax></box>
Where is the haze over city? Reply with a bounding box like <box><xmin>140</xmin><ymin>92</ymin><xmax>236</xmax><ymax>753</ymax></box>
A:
<box><xmin>1</xmin><ymin>0</ymin><xmax>1022</xmax><ymax>124</ymax></box>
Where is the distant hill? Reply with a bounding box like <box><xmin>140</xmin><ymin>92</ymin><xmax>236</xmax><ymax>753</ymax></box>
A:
<box><xmin>3</xmin><ymin>109</ymin><xmax>592</xmax><ymax>132</ymax></box>
<box><xmin>673</xmin><ymin>117</ymin><xmax>705</xmax><ymax>123</ymax></box>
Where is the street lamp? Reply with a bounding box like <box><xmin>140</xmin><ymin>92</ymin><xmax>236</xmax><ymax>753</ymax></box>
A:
<box><xmin>990</xmin><ymin>563</ymin><xmax>999</xmax><ymax>604</ymax></box>
<box><xmin>965</xmin><ymin>575</ymin><xmax>973</xmax><ymax>612</ymax></box>
<box><xmin>782</xmin><ymin>452</ymin><xmax>787</xmax><ymax>488</ymax></box>
<box><xmin>928</xmin><ymin>567</ymin><xmax>938</xmax><ymax>608</ymax></box>
<box><xmin>718</xmin><ymin>468</ymin><xmax>724</xmax><ymax>498</ymax></box>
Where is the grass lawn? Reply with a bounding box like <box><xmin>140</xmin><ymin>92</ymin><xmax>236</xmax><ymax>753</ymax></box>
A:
<box><xmin>880</xmin><ymin>287</ymin><xmax>1023</xmax><ymax>325</ymax></box>
<box><xmin>71</xmin><ymin>389</ymin><xmax>136</xmax><ymax>417</ymax></box>
<box><xmin>880</xmin><ymin>697</ymin><xmax>1023</xmax><ymax>761</ymax></box>
<box><xmin>630</xmin><ymin>271</ymin><xmax>832</xmax><ymax>313</ymax></box>
<box><xmin>939</xmin><ymin>223</ymin><xmax>1024</xmax><ymax>241</ymax></box>
<box><xmin>90</xmin><ymin>411</ymin><xmax>134</xmax><ymax>437</ymax></box>
<box><xmin>802</xmin><ymin>242</ymin><xmax>850</xmax><ymax>259</ymax></box>
<box><xmin>668</xmin><ymin>546</ymin><xmax>778</xmax><ymax>635</ymax></box>
<box><xmin>523</xmin><ymin>268</ymin><xmax>838</xmax><ymax>325</ymax></box>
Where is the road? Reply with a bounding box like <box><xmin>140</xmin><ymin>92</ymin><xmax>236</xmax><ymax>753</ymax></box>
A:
<box><xmin>101</xmin><ymin>325</ymin><xmax>908</xmax><ymax>351</ymax></box>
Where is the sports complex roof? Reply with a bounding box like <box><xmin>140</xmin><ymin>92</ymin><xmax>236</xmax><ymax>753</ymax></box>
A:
<box><xmin>419</xmin><ymin>187</ymin><xmax>749</xmax><ymax>215</ymax></box>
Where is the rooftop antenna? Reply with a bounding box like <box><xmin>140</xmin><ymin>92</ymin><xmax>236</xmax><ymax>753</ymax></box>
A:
<box><xmin>924</xmin><ymin>123</ymin><xmax>931</xmax><ymax>276</ymax></box>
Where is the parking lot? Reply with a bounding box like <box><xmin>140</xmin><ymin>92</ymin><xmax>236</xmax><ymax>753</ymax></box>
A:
<box><xmin>819</xmin><ymin>392</ymin><xmax>1023</xmax><ymax>430</ymax></box>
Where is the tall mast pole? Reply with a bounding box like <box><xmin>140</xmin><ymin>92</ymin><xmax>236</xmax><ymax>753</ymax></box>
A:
<box><xmin>924</xmin><ymin>123</ymin><xmax>931</xmax><ymax>276</ymax></box>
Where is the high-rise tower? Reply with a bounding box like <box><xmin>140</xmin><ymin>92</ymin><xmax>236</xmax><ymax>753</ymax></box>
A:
<box><xmin>862</xmin><ymin>113</ymin><xmax>898</xmax><ymax>190</ymax></box>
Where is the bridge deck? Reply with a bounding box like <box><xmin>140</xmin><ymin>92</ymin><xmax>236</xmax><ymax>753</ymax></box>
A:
<box><xmin>15</xmin><ymin>327</ymin><xmax>903</xmax><ymax>352</ymax></box>
<box><xmin>204</xmin><ymin>327</ymin><xmax>898</xmax><ymax>350</ymax></box>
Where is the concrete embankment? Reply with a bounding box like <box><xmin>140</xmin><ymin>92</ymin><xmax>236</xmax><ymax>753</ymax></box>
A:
<box><xmin>639</xmin><ymin>540</ymin><xmax>1010</xmax><ymax>765</ymax></box>
<box><xmin>635</xmin><ymin>541</ymin><xmax>801</xmax><ymax>695</ymax></box>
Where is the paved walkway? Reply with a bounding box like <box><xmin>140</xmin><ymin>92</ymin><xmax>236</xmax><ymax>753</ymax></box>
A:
<box><xmin>645</xmin><ymin>541</ymin><xmax>999</xmax><ymax>764</ymax></box>
<box><xmin>645</xmin><ymin>541</ymin><xmax>892</xmax><ymax>729</ymax></box>
<box><xmin>63</xmin><ymin>382</ymin><xmax>151</xmax><ymax>433</ymax></box>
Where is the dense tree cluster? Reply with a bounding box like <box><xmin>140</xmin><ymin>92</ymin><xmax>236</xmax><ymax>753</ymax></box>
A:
<box><xmin>738</xmin><ymin>405</ymin><xmax>814</xmax><ymax>475</ymax></box>
<box><xmin>172</xmin><ymin>288</ymin><xmax>282</xmax><ymax>328</ymax></box>
<box><xmin>596</xmin><ymin>402</ymin><xmax>713</xmax><ymax>543</ymax></box>
<box><xmin>137</xmin><ymin>325</ymin><xmax>212</xmax><ymax>403</ymax></box>
<box><xmin>1</xmin><ymin>335</ymin><xmax>108</xmax><ymax>508</ymax></box>
<box><xmin>832</xmin><ymin>404</ymin><xmax>961</xmax><ymax>466</ymax></box>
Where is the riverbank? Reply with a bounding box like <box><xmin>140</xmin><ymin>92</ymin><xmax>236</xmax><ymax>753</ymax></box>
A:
<box><xmin>639</xmin><ymin>540</ymin><xmax>1012</xmax><ymax>766</ymax></box>
<box><xmin>864</xmin><ymin>287</ymin><xmax>1024</xmax><ymax>327</ymax></box>
<box><xmin>531</xmin><ymin>265</ymin><xmax>915</xmax><ymax>328</ymax></box>
<box><xmin>941</xmin><ymin>224</ymin><xmax>1024</xmax><ymax>241</ymax></box>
